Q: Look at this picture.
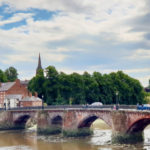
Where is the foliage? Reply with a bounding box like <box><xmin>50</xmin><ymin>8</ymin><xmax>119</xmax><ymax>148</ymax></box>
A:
<box><xmin>5</xmin><ymin>66</ymin><xmax>18</xmax><ymax>81</ymax></box>
<box><xmin>144</xmin><ymin>92</ymin><xmax>150</xmax><ymax>104</ymax></box>
<box><xmin>0</xmin><ymin>69</ymin><xmax>7</xmax><ymax>82</ymax></box>
<box><xmin>28</xmin><ymin>66</ymin><xmax>145</xmax><ymax>105</ymax></box>
<box><xmin>28</xmin><ymin>69</ymin><xmax>45</xmax><ymax>99</ymax></box>
<box><xmin>0</xmin><ymin>66</ymin><xmax>18</xmax><ymax>82</ymax></box>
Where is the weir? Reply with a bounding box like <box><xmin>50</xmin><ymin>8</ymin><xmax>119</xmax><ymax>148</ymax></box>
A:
<box><xmin>0</xmin><ymin>108</ymin><xmax>149</xmax><ymax>143</ymax></box>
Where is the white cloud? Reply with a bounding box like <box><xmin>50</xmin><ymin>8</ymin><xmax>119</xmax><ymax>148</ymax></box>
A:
<box><xmin>0</xmin><ymin>0</ymin><xmax>149</xmax><ymax>86</ymax></box>
<box><xmin>125</xmin><ymin>49</ymin><xmax>150</xmax><ymax>60</ymax></box>
<box><xmin>0</xmin><ymin>13</ymin><xmax>33</xmax><ymax>26</ymax></box>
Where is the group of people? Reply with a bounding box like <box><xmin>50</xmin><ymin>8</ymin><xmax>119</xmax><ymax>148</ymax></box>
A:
<box><xmin>113</xmin><ymin>104</ymin><xmax>119</xmax><ymax>110</ymax></box>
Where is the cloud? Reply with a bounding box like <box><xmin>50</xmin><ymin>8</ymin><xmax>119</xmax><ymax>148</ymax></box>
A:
<box><xmin>0</xmin><ymin>0</ymin><xmax>150</xmax><ymax>87</ymax></box>
<box><xmin>125</xmin><ymin>49</ymin><xmax>150</xmax><ymax>60</ymax></box>
<box><xmin>0</xmin><ymin>13</ymin><xmax>32</xmax><ymax>26</ymax></box>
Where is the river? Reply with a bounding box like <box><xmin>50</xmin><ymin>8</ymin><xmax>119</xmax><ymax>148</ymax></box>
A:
<box><xmin>0</xmin><ymin>128</ymin><xmax>150</xmax><ymax>150</ymax></box>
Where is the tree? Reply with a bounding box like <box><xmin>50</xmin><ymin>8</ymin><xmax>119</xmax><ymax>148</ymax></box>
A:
<box><xmin>109</xmin><ymin>71</ymin><xmax>145</xmax><ymax>105</ymax></box>
<box><xmin>5</xmin><ymin>67</ymin><xmax>18</xmax><ymax>81</ymax></box>
<box><xmin>83</xmin><ymin>72</ymin><xmax>99</xmax><ymax>104</ymax></box>
<box><xmin>69</xmin><ymin>73</ymin><xmax>85</xmax><ymax>104</ymax></box>
<box><xmin>44</xmin><ymin>66</ymin><xmax>59</xmax><ymax>105</ymax></box>
<box><xmin>58</xmin><ymin>72</ymin><xmax>72</xmax><ymax>104</ymax></box>
<box><xmin>28</xmin><ymin>69</ymin><xmax>45</xmax><ymax>100</ymax></box>
<box><xmin>28</xmin><ymin>65</ymin><xmax>145</xmax><ymax>105</ymax></box>
<box><xmin>0</xmin><ymin>69</ymin><xmax>7</xmax><ymax>82</ymax></box>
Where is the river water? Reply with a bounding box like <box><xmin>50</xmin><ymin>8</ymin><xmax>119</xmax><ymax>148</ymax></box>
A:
<box><xmin>0</xmin><ymin>128</ymin><xmax>150</xmax><ymax>150</ymax></box>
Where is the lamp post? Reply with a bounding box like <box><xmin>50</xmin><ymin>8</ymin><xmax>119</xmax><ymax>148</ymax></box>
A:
<box><xmin>116</xmin><ymin>91</ymin><xmax>119</xmax><ymax>110</ymax></box>
<box><xmin>42</xmin><ymin>95</ymin><xmax>44</xmax><ymax>110</ymax></box>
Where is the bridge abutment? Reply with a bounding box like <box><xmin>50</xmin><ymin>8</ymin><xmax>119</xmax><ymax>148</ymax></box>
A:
<box><xmin>111</xmin><ymin>111</ymin><xmax>144</xmax><ymax>144</ymax></box>
<box><xmin>0</xmin><ymin>111</ymin><xmax>17</xmax><ymax>129</ymax></box>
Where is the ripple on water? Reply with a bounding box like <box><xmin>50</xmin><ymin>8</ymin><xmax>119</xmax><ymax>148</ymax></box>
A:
<box><xmin>0</xmin><ymin>145</ymin><xmax>32</xmax><ymax>150</ymax></box>
<box><xmin>90</xmin><ymin>129</ymin><xmax>112</xmax><ymax>146</ymax></box>
<box><xmin>37</xmin><ymin>135</ymin><xmax>68</xmax><ymax>143</ymax></box>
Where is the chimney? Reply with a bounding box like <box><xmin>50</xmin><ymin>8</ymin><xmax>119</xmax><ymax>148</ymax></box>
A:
<box><xmin>15</xmin><ymin>79</ymin><xmax>20</xmax><ymax>85</ymax></box>
<box><xmin>29</xmin><ymin>92</ymin><xmax>32</xmax><ymax>97</ymax></box>
<box><xmin>34</xmin><ymin>92</ymin><xmax>38</xmax><ymax>97</ymax></box>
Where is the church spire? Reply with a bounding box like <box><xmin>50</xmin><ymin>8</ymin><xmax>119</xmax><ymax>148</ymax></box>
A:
<box><xmin>36</xmin><ymin>53</ymin><xmax>43</xmax><ymax>75</ymax></box>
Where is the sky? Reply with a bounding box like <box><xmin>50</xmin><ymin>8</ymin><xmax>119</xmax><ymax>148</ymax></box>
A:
<box><xmin>0</xmin><ymin>0</ymin><xmax>150</xmax><ymax>87</ymax></box>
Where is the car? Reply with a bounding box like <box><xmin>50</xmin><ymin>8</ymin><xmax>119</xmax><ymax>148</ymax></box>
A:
<box><xmin>90</xmin><ymin>102</ymin><xmax>103</xmax><ymax>106</ymax></box>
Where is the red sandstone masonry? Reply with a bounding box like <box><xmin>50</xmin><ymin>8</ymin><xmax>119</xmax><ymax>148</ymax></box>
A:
<box><xmin>0</xmin><ymin>109</ymin><xmax>150</xmax><ymax>136</ymax></box>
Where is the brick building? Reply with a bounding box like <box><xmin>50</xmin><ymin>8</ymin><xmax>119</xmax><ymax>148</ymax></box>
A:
<box><xmin>0</xmin><ymin>54</ymin><xmax>43</xmax><ymax>108</ymax></box>
<box><xmin>19</xmin><ymin>93</ymin><xmax>42</xmax><ymax>107</ymax></box>
<box><xmin>0</xmin><ymin>79</ymin><xmax>29</xmax><ymax>107</ymax></box>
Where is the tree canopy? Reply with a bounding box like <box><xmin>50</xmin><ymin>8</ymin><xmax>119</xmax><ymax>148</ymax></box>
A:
<box><xmin>28</xmin><ymin>66</ymin><xmax>145</xmax><ymax>105</ymax></box>
<box><xmin>5</xmin><ymin>66</ymin><xmax>18</xmax><ymax>82</ymax></box>
<box><xmin>0</xmin><ymin>66</ymin><xmax>18</xmax><ymax>82</ymax></box>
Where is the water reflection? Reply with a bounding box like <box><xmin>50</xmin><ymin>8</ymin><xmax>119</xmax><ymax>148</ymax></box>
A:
<box><xmin>0</xmin><ymin>127</ymin><xmax>150</xmax><ymax>150</ymax></box>
<box><xmin>90</xmin><ymin>130</ymin><xmax>111</xmax><ymax>145</ymax></box>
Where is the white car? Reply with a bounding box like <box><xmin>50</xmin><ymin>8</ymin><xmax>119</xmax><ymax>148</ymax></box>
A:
<box><xmin>91</xmin><ymin>102</ymin><xmax>103</xmax><ymax>106</ymax></box>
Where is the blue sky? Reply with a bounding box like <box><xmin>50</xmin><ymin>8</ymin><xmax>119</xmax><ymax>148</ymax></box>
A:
<box><xmin>0</xmin><ymin>0</ymin><xmax>150</xmax><ymax>86</ymax></box>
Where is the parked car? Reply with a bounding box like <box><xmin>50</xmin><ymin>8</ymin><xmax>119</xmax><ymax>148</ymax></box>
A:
<box><xmin>90</xmin><ymin>102</ymin><xmax>103</xmax><ymax>106</ymax></box>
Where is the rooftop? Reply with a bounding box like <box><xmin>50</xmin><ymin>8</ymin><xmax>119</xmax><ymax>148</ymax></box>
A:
<box><xmin>0</xmin><ymin>82</ymin><xmax>15</xmax><ymax>92</ymax></box>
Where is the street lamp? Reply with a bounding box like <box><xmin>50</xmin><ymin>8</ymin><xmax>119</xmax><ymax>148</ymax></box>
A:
<box><xmin>116</xmin><ymin>91</ymin><xmax>119</xmax><ymax>110</ymax></box>
<box><xmin>116</xmin><ymin>91</ymin><xmax>119</xmax><ymax>104</ymax></box>
<box><xmin>42</xmin><ymin>95</ymin><xmax>44</xmax><ymax>110</ymax></box>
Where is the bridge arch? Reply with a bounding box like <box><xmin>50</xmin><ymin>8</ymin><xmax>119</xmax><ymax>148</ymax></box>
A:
<box><xmin>78</xmin><ymin>115</ymin><xmax>111</xmax><ymax>129</ymax></box>
<box><xmin>127</xmin><ymin>118</ymin><xmax>150</xmax><ymax>133</ymax></box>
<box><xmin>51</xmin><ymin>115</ymin><xmax>63</xmax><ymax>127</ymax></box>
<box><xmin>14</xmin><ymin>114</ymin><xmax>31</xmax><ymax>129</ymax></box>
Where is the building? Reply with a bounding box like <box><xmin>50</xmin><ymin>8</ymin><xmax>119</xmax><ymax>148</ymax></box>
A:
<box><xmin>19</xmin><ymin>93</ymin><xmax>42</xmax><ymax>107</ymax></box>
<box><xmin>5</xmin><ymin>94</ymin><xmax>22</xmax><ymax>109</ymax></box>
<box><xmin>0</xmin><ymin>54</ymin><xmax>43</xmax><ymax>108</ymax></box>
<box><xmin>0</xmin><ymin>79</ymin><xmax>29</xmax><ymax>107</ymax></box>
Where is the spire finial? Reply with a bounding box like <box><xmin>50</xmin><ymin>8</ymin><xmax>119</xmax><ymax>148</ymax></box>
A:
<box><xmin>36</xmin><ymin>53</ymin><xmax>43</xmax><ymax>75</ymax></box>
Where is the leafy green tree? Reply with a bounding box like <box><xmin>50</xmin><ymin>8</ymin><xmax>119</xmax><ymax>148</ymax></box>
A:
<box><xmin>92</xmin><ymin>72</ymin><xmax>115</xmax><ymax>104</ymax></box>
<box><xmin>5</xmin><ymin>66</ymin><xmax>18</xmax><ymax>81</ymax></box>
<box><xmin>28</xmin><ymin>69</ymin><xmax>45</xmax><ymax>100</ymax></box>
<box><xmin>68</xmin><ymin>73</ymin><xmax>85</xmax><ymax>104</ymax></box>
<box><xmin>44</xmin><ymin>66</ymin><xmax>59</xmax><ymax>105</ymax></box>
<box><xmin>0</xmin><ymin>69</ymin><xmax>7</xmax><ymax>82</ymax></box>
<box><xmin>83</xmin><ymin>72</ymin><xmax>99</xmax><ymax>104</ymax></box>
<box><xmin>28</xmin><ymin>66</ymin><xmax>145</xmax><ymax>105</ymax></box>
<box><xmin>58</xmin><ymin>72</ymin><xmax>72</xmax><ymax>104</ymax></box>
<box><xmin>109</xmin><ymin>71</ymin><xmax>144</xmax><ymax>105</ymax></box>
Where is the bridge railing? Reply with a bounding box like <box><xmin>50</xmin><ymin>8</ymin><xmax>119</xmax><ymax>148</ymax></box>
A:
<box><xmin>1</xmin><ymin>104</ymin><xmax>137</xmax><ymax>111</ymax></box>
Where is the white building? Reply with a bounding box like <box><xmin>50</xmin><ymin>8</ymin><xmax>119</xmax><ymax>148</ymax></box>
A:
<box><xmin>4</xmin><ymin>94</ymin><xmax>22</xmax><ymax>109</ymax></box>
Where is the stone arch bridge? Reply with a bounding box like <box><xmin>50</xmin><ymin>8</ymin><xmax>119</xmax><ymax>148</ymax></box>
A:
<box><xmin>0</xmin><ymin>108</ymin><xmax>150</xmax><ymax>139</ymax></box>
